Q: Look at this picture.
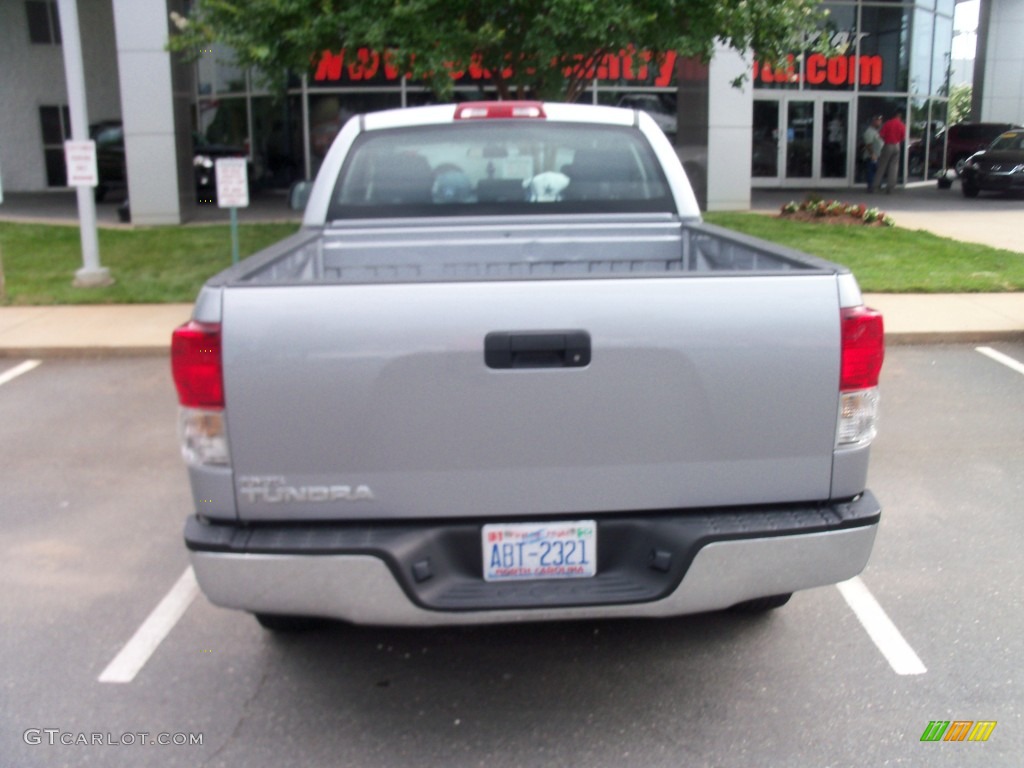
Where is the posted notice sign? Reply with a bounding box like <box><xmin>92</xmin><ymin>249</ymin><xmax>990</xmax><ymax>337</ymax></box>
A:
<box><xmin>215</xmin><ymin>158</ymin><xmax>249</xmax><ymax>208</ymax></box>
<box><xmin>64</xmin><ymin>140</ymin><xmax>98</xmax><ymax>187</ymax></box>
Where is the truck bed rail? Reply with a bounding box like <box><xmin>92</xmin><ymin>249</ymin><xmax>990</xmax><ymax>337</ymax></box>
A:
<box><xmin>224</xmin><ymin>216</ymin><xmax>842</xmax><ymax>287</ymax></box>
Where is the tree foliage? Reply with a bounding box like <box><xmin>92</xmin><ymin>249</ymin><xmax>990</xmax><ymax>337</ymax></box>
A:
<box><xmin>169</xmin><ymin>0</ymin><xmax>828</xmax><ymax>101</ymax></box>
<box><xmin>947</xmin><ymin>83</ymin><xmax>972</xmax><ymax>124</ymax></box>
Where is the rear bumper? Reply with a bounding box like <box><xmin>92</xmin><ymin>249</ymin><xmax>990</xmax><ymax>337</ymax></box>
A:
<box><xmin>186</xmin><ymin>493</ymin><xmax>880</xmax><ymax>626</ymax></box>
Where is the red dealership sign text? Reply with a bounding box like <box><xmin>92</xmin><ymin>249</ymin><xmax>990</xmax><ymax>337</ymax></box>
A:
<box><xmin>753</xmin><ymin>54</ymin><xmax>883</xmax><ymax>87</ymax></box>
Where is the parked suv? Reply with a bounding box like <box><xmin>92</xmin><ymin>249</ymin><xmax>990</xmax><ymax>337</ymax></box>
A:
<box><xmin>910</xmin><ymin>122</ymin><xmax>1022</xmax><ymax>181</ymax></box>
<box><xmin>960</xmin><ymin>128</ymin><xmax>1024</xmax><ymax>197</ymax></box>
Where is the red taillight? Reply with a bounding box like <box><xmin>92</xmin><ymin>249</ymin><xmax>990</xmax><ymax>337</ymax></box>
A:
<box><xmin>840</xmin><ymin>306</ymin><xmax>885</xmax><ymax>390</ymax></box>
<box><xmin>454</xmin><ymin>101</ymin><xmax>546</xmax><ymax>120</ymax></box>
<box><xmin>171</xmin><ymin>321</ymin><xmax>223</xmax><ymax>408</ymax></box>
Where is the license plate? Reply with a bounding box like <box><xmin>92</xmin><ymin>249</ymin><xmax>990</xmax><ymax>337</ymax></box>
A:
<box><xmin>482</xmin><ymin>521</ymin><xmax>597</xmax><ymax>582</ymax></box>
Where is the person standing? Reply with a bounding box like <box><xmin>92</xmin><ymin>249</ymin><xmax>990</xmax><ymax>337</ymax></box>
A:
<box><xmin>862</xmin><ymin>115</ymin><xmax>884</xmax><ymax>193</ymax></box>
<box><xmin>876</xmin><ymin>111</ymin><xmax>906</xmax><ymax>193</ymax></box>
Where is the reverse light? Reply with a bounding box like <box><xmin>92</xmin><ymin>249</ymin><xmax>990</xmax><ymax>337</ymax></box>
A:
<box><xmin>838</xmin><ymin>389</ymin><xmax>880</xmax><ymax>446</ymax></box>
<box><xmin>455</xmin><ymin>101</ymin><xmax>546</xmax><ymax>120</ymax></box>
<box><xmin>838</xmin><ymin>306</ymin><xmax>885</xmax><ymax>446</ymax></box>
<box><xmin>179</xmin><ymin>408</ymin><xmax>230</xmax><ymax>466</ymax></box>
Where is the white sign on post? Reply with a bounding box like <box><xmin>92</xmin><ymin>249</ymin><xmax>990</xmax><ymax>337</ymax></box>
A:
<box><xmin>64</xmin><ymin>140</ymin><xmax>98</xmax><ymax>187</ymax></box>
<box><xmin>215</xmin><ymin>158</ymin><xmax>249</xmax><ymax>209</ymax></box>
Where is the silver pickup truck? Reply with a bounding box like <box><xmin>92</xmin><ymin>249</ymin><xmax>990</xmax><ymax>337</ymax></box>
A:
<box><xmin>172</xmin><ymin>101</ymin><xmax>884</xmax><ymax>630</ymax></box>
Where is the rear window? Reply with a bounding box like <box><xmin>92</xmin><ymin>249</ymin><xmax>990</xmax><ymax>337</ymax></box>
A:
<box><xmin>327</xmin><ymin>121</ymin><xmax>673</xmax><ymax>219</ymax></box>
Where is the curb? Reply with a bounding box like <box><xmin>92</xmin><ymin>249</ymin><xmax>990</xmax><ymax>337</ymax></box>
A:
<box><xmin>0</xmin><ymin>346</ymin><xmax>168</xmax><ymax>359</ymax></box>
<box><xmin>885</xmin><ymin>330</ymin><xmax>1024</xmax><ymax>346</ymax></box>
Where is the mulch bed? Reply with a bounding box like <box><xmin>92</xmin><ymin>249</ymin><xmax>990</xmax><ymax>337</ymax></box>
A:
<box><xmin>777</xmin><ymin>201</ymin><xmax>895</xmax><ymax>227</ymax></box>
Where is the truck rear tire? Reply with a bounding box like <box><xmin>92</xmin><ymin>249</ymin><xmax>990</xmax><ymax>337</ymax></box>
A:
<box><xmin>729</xmin><ymin>593</ymin><xmax>793</xmax><ymax>613</ymax></box>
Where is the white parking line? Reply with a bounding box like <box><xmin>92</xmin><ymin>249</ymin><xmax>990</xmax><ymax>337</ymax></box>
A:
<box><xmin>0</xmin><ymin>359</ymin><xmax>41</xmax><ymax>387</ymax></box>
<box><xmin>836</xmin><ymin>576</ymin><xmax>927</xmax><ymax>676</ymax></box>
<box><xmin>99</xmin><ymin>567</ymin><xmax>199</xmax><ymax>684</ymax></box>
<box><xmin>976</xmin><ymin>346</ymin><xmax>1024</xmax><ymax>377</ymax></box>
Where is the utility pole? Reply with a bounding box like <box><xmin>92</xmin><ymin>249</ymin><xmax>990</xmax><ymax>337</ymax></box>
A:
<box><xmin>57</xmin><ymin>0</ymin><xmax>113</xmax><ymax>287</ymax></box>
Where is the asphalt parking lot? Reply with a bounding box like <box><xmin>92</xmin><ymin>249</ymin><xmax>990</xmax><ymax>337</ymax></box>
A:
<box><xmin>1</xmin><ymin>345</ymin><xmax>1021</xmax><ymax>767</ymax></box>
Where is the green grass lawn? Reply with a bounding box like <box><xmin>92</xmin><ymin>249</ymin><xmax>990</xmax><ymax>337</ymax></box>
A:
<box><xmin>705</xmin><ymin>212</ymin><xmax>1024</xmax><ymax>293</ymax></box>
<box><xmin>0</xmin><ymin>213</ymin><xmax>1021</xmax><ymax>305</ymax></box>
<box><xmin>0</xmin><ymin>222</ymin><xmax>299</xmax><ymax>304</ymax></box>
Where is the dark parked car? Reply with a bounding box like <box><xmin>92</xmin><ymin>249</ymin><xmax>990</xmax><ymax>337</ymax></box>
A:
<box><xmin>908</xmin><ymin>121</ymin><xmax>1021</xmax><ymax>180</ymax></box>
<box><xmin>960</xmin><ymin>128</ymin><xmax>1024</xmax><ymax>198</ymax></box>
<box><xmin>90</xmin><ymin>121</ymin><xmax>251</xmax><ymax>202</ymax></box>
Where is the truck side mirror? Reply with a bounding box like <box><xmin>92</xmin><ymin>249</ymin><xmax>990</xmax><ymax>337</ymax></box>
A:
<box><xmin>288</xmin><ymin>181</ymin><xmax>313</xmax><ymax>211</ymax></box>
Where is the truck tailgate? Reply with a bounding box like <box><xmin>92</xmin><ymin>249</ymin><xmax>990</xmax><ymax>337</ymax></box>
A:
<box><xmin>222</xmin><ymin>276</ymin><xmax>841</xmax><ymax>521</ymax></box>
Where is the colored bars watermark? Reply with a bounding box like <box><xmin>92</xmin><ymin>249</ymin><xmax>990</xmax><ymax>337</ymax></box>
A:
<box><xmin>921</xmin><ymin>720</ymin><xmax>997</xmax><ymax>742</ymax></box>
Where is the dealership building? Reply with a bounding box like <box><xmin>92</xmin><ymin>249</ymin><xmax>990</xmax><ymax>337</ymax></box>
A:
<box><xmin>1</xmin><ymin>0</ymin><xmax>1021</xmax><ymax>224</ymax></box>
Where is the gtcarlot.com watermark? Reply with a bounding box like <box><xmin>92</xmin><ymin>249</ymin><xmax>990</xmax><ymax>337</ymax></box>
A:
<box><xmin>24</xmin><ymin>729</ymin><xmax>203</xmax><ymax>747</ymax></box>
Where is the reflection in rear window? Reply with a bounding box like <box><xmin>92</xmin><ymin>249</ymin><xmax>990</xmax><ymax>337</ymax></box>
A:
<box><xmin>328</xmin><ymin>122</ymin><xmax>673</xmax><ymax>219</ymax></box>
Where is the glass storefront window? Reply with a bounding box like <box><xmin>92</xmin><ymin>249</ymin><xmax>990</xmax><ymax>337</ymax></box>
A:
<box><xmin>931</xmin><ymin>14</ymin><xmax>953</xmax><ymax>94</ymax></box>
<box><xmin>786</xmin><ymin>101</ymin><xmax>814</xmax><ymax>178</ymax></box>
<box><xmin>803</xmin><ymin>3</ymin><xmax>859</xmax><ymax>92</ymax></box>
<box><xmin>907</xmin><ymin>95</ymin><xmax>929</xmax><ymax>180</ymax></box>
<box><xmin>822</xmin><ymin>101</ymin><xmax>850</xmax><ymax>178</ymax></box>
<box><xmin>752</xmin><ymin>101</ymin><xmax>780</xmax><ymax>178</ymax></box>
<box><xmin>251</xmin><ymin>95</ymin><xmax>303</xmax><ymax>188</ymax></box>
<box><xmin>907</xmin><ymin>98</ymin><xmax>947</xmax><ymax>178</ymax></box>
<box><xmin>405</xmin><ymin>87</ymin><xmax>497</xmax><ymax>107</ymax></box>
<box><xmin>859</xmin><ymin>4</ymin><xmax>911</xmax><ymax>92</ymax></box>
<box><xmin>196</xmin><ymin>97</ymin><xmax>249</xmax><ymax>148</ymax></box>
<box><xmin>910</xmin><ymin>8</ymin><xmax>934</xmax><ymax>94</ymax></box>
<box><xmin>307</xmin><ymin>92</ymin><xmax>402</xmax><ymax>175</ymax></box>
<box><xmin>196</xmin><ymin>43</ymin><xmax>248</xmax><ymax>96</ymax></box>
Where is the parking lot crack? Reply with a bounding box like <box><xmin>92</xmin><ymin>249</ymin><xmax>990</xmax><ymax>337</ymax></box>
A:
<box><xmin>201</xmin><ymin>666</ymin><xmax>271</xmax><ymax>766</ymax></box>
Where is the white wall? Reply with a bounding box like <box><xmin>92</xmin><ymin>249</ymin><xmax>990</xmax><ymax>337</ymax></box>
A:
<box><xmin>0</xmin><ymin>0</ymin><xmax>120</xmax><ymax>191</ymax></box>
<box><xmin>981</xmin><ymin>0</ymin><xmax>1024</xmax><ymax>122</ymax></box>
<box><xmin>706</xmin><ymin>44</ymin><xmax>752</xmax><ymax>212</ymax></box>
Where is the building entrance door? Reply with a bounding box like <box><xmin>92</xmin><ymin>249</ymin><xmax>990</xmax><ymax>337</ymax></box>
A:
<box><xmin>752</xmin><ymin>95</ymin><xmax>854</xmax><ymax>187</ymax></box>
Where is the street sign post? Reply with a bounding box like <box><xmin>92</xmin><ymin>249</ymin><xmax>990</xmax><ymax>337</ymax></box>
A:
<box><xmin>56</xmin><ymin>0</ymin><xmax>111</xmax><ymax>287</ymax></box>
<box><xmin>216</xmin><ymin>158</ymin><xmax>249</xmax><ymax>264</ymax></box>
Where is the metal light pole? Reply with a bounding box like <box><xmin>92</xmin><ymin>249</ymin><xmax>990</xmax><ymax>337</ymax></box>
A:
<box><xmin>57</xmin><ymin>0</ymin><xmax>113</xmax><ymax>287</ymax></box>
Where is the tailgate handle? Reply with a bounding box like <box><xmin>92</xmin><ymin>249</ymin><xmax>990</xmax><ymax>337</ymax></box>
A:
<box><xmin>484</xmin><ymin>331</ymin><xmax>591</xmax><ymax>369</ymax></box>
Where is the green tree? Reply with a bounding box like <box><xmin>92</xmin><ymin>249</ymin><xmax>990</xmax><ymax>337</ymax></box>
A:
<box><xmin>169</xmin><ymin>0</ymin><xmax>828</xmax><ymax>101</ymax></box>
<box><xmin>947</xmin><ymin>83</ymin><xmax>972</xmax><ymax>124</ymax></box>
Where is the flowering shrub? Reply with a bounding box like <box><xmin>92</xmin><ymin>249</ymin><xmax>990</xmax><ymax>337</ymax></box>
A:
<box><xmin>780</xmin><ymin>199</ymin><xmax>895</xmax><ymax>227</ymax></box>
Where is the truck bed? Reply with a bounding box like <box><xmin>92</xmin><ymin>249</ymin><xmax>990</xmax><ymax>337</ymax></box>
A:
<box><xmin>215</xmin><ymin>215</ymin><xmax>843</xmax><ymax>287</ymax></box>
